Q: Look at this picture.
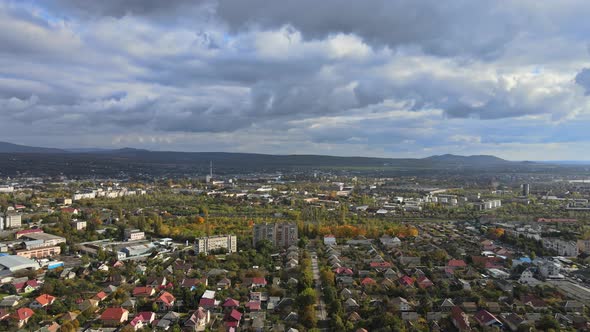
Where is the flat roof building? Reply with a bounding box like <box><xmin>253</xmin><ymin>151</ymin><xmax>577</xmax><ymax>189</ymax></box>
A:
<box><xmin>0</xmin><ymin>255</ymin><xmax>39</xmax><ymax>273</ymax></box>
<box><xmin>194</xmin><ymin>235</ymin><xmax>237</xmax><ymax>255</ymax></box>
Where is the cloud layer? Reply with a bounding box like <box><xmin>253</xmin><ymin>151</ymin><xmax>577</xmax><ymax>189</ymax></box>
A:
<box><xmin>1</xmin><ymin>0</ymin><xmax>590</xmax><ymax>160</ymax></box>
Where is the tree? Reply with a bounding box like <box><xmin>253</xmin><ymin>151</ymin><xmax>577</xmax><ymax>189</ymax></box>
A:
<box><xmin>537</xmin><ymin>315</ymin><xmax>559</xmax><ymax>331</ymax></box>
<box><xmin>297</xmin><ymin>287</ymin><xmax>316</xmax><ymax>308</ymax></box>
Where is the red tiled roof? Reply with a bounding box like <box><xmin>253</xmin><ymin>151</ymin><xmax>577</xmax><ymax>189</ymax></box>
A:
<box><xmin>13</xmin><ymin>308</ymin><xmax>34</xmax><ymax>321</ymax></box>
<box><xmin>35</xmin><ymin>294</ymin><xmax>56</xmax><ymax>306</ymax></box>
<box><xmin>399</xmin><ymin>275</ymin><xmax>414</xmax><ymax>286</ymax></box>
<box><xmin>251</xmin><ymin>277</ymin><xmax>267</xmax><ymax>285</ymax></box>
<box><xmin>451</xmin><ymin>306</ymin><xmax>470</xmax><ymax>331</ymax></box>
<box><xmin>100</xmin><ymin>307</ymin><xmax>128</xmax><ymax>321</ymax></box>
<box><xmin>474</xmin><ymin>309</ymin><xmax>500</xmax><ymax>326</ymax></box>
<box><xmin>199</xmin><ymin>298</ymin><xmax>215</xmax><ymax>307</ymax></box>
<box><xmin>246</xmin><ymin>301</ymin><xmax>261</xmax><ymax>310</ymax></box>
<box><xmin>226</xmin><ymin>309</ymin><xmax>242</xmax><ymax>322</ymax></box>
<box><xmin>448</xmin><ymin>259</ymin><xmax>467</xmax><ymax>268</ymax></box>
<box><xmin>417</xmin><ymin>276</ymin><xmax>434</xmax><ymax>288</ymax></box>
<box><xmin>133</xmin><ymin>286</ymin><xmax>154</xmax><ymax>297</ymax></box>
<box><xmin>95</xmin><ymin>291</ymin><xmax>107</xmax><ymax>300</ymax></box>
<box><xmin>334</xmin><ymin>267</ymin><xmax>354</xmax><ymax>275</ymax></box>
<box><xmin>157</xmin><ymin>291</ymin><xmax>175</xmax><ymax>305</ymax></box>
<box><xmin>223</xmin><ymin>298</ymin><xmax>240</xmax><ymax>307</ymax></box>
<box><xmin>16</xmin><ymin>229</ymin><xmax>43</xmax><ymax>236</ymax></box>
<box><xmin>369</xmin><ymin>261</ymin><xmax>392</xmax><ymax>268</ymax></box>
<box><xmin>360</xmin><ymin>277</ymin><xmax>376</xmax><ymax>285</ymax></box>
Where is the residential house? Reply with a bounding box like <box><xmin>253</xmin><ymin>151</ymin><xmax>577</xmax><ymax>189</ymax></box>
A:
<box><xmin>448</xmin><ymin>259</ymin><xmax>467</xmax><ymax>269</ymax></box>
<box><xmin>518</xmin><ymin>269</ymin><xmax>541</xmax><ymax>286</ymax></box>
<box><xmin>564</xmin><ymin>300</ymin><xmax>584</xmax><ymax>313</ymax></box>
<box><xmin>100</xmin><ymin>307</ymin><xmax>129</xmax><ymax>327</ymax></box>
<box><xmin>345</xmin><ymin>298</ymin><xmax>360</xmax><ymax>311</ymax></box>
<box><xmin>133</xmin><ymin>286</ymin><xmax>156</xmax><ymax>298</ymax></box>
<box><xmin>499</xmin><ymin>313</ymin><xmax>525</xmax><ymax>332</ymax></box>
<box><xmin>30</xmin><ymin>294</ymin><xmax>56</xmax><ymax>309</ymax></box>
<box><xmin>391</xmin><ymin>297</ymin><xmax>411</xmax><ymax>312</ymax></box>
<box><xmin>129</xmin><ymin>311</ymin><xmax>155</xmax><ymax>331</ymax></box>
<box><xmin>223</xmin><ymin>298</ymin><xmax>240</xmax><ymax>309</ymax></box>
<box><xmin>462</xmin><ymin>302</ymin><xmax>478</xmax><ymax>313</ymax></box>
<box><xmin>217</xmin><ymin>277</ymin><xmax>231</xmax><ymax>289</ymax></box>
<box><xmin>473</xmin><ymin>310</ymin><xmax>503</xmax><ymax>329</ymax></box>
<box><xmin>417</xmin><ymin>276</ymin><xmax>434</xmax><ymax>289</ymax></box>
<box><xmin>12</xmin><ymin>308</ymin><xmax>34</xmax><ymax>328</ymax></box>
<box><xmin>184</xmin><ymin>307</ymin><xmax>210</xmax><ymax>331</ymax></box>
<box><xmin>401</xmin><ymin>312</ymin><xmax>420</xmax><ymax>321</ymax></box>
<box><xmin>93</xmin><ymin>291</ymin><xmax>108</xmax><ymax>302</ymax></box>
<box><xmin>440</xmin><ymin>298</ymin><xmax>455</xmax><ymax>312</ymax></box>
<box><xmin>521</xmin><ymin>295</ymin><xmax>547</xmax><ymax>311</ymax></box>
<box><xmin>451</xmin><ymin>306</ymin><xmax>471</xmax><ymax>332</ymax></box>
<box><xmin>224</xmin><ymin>309</ymin><xmax>242</xmax><ymax>330</ymax></box>
<box><xmin>0</xmin><ymin>295</ymin><xmax>21</xmax><ymax>308</ymax></box>
<box><xmin>146</xmin><ymin>276</ymin><xmax>167</xmax><ymax>288</ymax></box>
<box><xmin>399</xmin><ymin>275</ymin><xmax>414</xmax><ymax>287</ymax></box>
<box><xmin>156</xmin><ymin>291</ymin><xmax>176</xmax><ymax>311</ymax></box>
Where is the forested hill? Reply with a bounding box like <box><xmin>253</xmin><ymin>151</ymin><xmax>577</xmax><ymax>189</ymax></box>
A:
<box><xmin>0</xmin><ymin>142</ymin><xmax>542</xmax><ymax>177</ymax></box>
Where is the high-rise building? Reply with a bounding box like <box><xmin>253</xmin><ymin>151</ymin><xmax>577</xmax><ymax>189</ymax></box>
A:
<box><xmin>194</xmin><ymin>235</ymin><xmax>237</xmax><ymax>255</ymax></box>
<box><xmin>4</xmin><ymin>213</ymin><xmax>21</xmax><ymax>229</ymax></box>
<box><xmin>522</xmin><ymin>183</ymin><xmax>530</xmax><ymax>196</ymax></box>
<box><xmin>252</xmin><ymin>223</ymin><xmax>298</xmax><ymax>248</ymax></box>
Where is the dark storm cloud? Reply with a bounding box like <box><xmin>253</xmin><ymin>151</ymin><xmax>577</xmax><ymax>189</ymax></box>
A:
<box><xmin>216</xmin><ymin>0</ymin><xmax>518</xmax><ymax>59</ymax></box>
<box><xmin>49</xmin><ymin>0</ymin><xmax>205</xmax><ymax>18</ymax></box>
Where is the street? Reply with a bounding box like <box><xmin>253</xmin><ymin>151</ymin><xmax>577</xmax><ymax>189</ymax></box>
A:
<box><xmin>310</xmin><ymin>251</ymin><xmax>329</xmax><ymax>329</ymax></box>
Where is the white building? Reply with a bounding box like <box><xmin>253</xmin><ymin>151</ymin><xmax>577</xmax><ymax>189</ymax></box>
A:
<box><xmin>0</xmin><ymin>185</ymin><xmax>14</xmax><ymax>193</ymax></box>
<box><xmin>4</xmin><ymin>213</ymin><xmax>21</xmax><ymax>229</ymax></box>
<box><xmin>519</xmin><ymin>269</ymin><xmax>541</xmax><ymax>286</ymax></box>
<box><xmin>323</xmin><ymin>235</ymin><xmax>337</xmax><ymax>246</ymax></box>
<box><xmin>194</xmin><ymin>235</ymin><xmax>237</xmax><ymax>255</ymax></box>
<box><xmin>73</xmin><ymin>191</ymin><xmax>96</xmax><ymax>201</ymax></box>
<box><xmin>538</xmin><ymin>260</ymin><xmax>564</xmax><ymax>279</ymax></box>
<box><xmin>124</xmin><ymin>229</ymin><xmax>145</xmax><ymax>241</ymax></box>
<box><xmin>475</xmin><ymin>200</ymin><xmax>502</xmax><ymax>210</ymax></box>
<box><xmin>72</xmin><ymin>220</ymin><xmax>87</xmax><ymax>231</ymax></box>
<box><xmin>542</xmin><ymin>238</ymin><xmax>578</xmax><ymax>257</ymax></box>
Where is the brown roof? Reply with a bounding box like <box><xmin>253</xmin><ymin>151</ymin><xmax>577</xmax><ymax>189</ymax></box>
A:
<box><xmin>100</xmin><ymin>307</ymin><xmax>128</xmax><ymax>321</ymax></box>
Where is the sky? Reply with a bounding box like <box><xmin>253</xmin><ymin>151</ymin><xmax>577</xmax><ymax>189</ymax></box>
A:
<box><xmin>2</xmin><ymin>1</ymin><xmax>590</xmax><ymax>160</ymax></box>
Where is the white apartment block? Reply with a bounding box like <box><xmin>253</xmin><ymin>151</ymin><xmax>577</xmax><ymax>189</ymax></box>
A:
<box><xmin>194</xmin><ymin>235</ymin><xmax>237</xmax><ymax>255</ymax></box>
<box><xmin>0</xmin><ymin>185</ymin><xmax>14</xmax><ymax>193</ymax></box>
<box><xmin>4</xmin><ymin>213</ymin><xmax>21</xmax><ymax>229</ymax></box>
<box><xmin>124</xmin><ymin>229</ymin><xmax>145</xmax><ymax>241</ymax></box>
<box><xmin>72</xmin><ymin>221</ymin><xmax>87</xmax><ymax>231</ymax></box>
<box><xmin>542</xmin><ymin>238</ymin><xmax>578</xmax><ymax>256</ymax></box>
<box><xmin>475</xmin><ymin>199</ymin><xmax>502</xmax><ymax>210</ymax></box>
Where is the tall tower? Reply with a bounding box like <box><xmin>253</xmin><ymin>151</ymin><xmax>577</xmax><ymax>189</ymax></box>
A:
<box><xmin>206</xmin><ymin>161</ymin><xmax>213</xmax><ymax>183</ymax></box>
<box><xmin>522</xmin><ymin>183</ymin><xmax>530</xmax><ymax>196</ymax></box>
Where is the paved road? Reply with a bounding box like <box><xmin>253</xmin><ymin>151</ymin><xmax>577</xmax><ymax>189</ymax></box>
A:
<box><xmin>310</xmin><ymin>251</ymin><xmax>328</xmax><ymax>322</ymax></box>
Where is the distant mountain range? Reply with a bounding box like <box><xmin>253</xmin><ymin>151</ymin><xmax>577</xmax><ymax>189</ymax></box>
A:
<box><xmin>0</xmin><ymin>141</ymin><xmax>543</xmax><ymax>177</ymax></box>
<box><xmin>0</xmin><ymin>141</ymin><xmax>68</xmax><ymax>154</ymax></box>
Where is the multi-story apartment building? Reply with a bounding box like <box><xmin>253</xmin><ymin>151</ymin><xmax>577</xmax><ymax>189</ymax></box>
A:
<box><xmin>252</xmin><ymin>223</ymin><xmax>298</xmax><ymax>248</ymax></box>
<box><xmin>124</xmin><ymin>229</ymin><xmax>145</xmax><ymax>241</ymax></box>
<box><xmin>3</xmin><ymin>213</ymin><xmax>22</xmax><ymax>229</ymax></box>
<box><xmin>542</xmin><ymin>238</ymin><xmax>579</xmax><ymax>256</ymax></box>
<box><xmin>194</xmin><ymin>235</ymin><xmax>237</xmax><ymax>255</ymax></box>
